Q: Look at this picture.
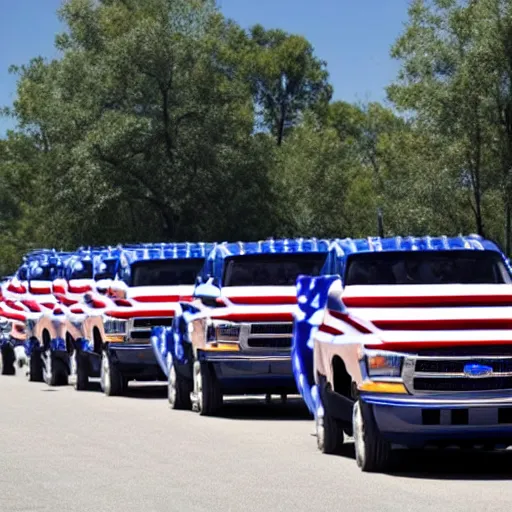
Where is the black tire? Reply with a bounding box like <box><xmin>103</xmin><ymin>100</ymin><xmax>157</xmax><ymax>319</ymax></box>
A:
<box><xmin>29</xmin><ymin>350</ymin><xmax>44</xmax><ymax>382</ymax></box>
<box><xmin>1</xmin><ymin>344</ymin><xmax>16</xmax><ymax>376</ymax></box>
<box><xmin>353</xmin><ymin>399</ymin><xmax>392</xmax><ymax>472</ymax></box>
<box><xmin>194</xmin><ymin>360</ymin><xmax>222</xmax><ymax>416</ymax></box>
<box><xmin>43</xmin><ymin>350</ymin><xmax>69</xmax><ymax>387</ymax></box>
<box><xmin>168</xmin><ymin>355</ymin><xmax>192</xmax><ymax>410</ymax></box>
<box><xmin>100</xmin><ymin>350</ymin><xmax>126</xmax><ymax>397</ymax></box>
<box><xmin>316</xmin><ymin>406</ymin><xmax>345</xmax><ymax>454</ymax></box>
<box><xmin>74</xmin><ymin>352</ymin><xmax>89</xmax><ymax>391</ymax></box>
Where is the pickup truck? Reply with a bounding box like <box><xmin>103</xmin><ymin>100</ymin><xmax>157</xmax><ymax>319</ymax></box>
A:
<box><xmin>292</xmin><ymin>235</ymin><xmax>512</xmax><ymax>472</ymax></box>
<box><xmin>1</xmin><ymin>250</ymin><xmax>64</xmax><ymax>377</ymax></box>
<box><xmin>95</xmin><ymin>242</ymin><xmax>214</xmax><ymax>396</ymax></box>
<box><xmin>158</xmin><ymin>238</ymin><xmax>331</xmax><ymax>415</ymax></box>
<box><xmin>33</xmin><ymin>247</ymin><xmax>121</xmax><ymax>387</ymax></box>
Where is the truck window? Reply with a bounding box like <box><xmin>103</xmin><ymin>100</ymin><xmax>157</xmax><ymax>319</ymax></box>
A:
<box><xmin>223</xmin><ymin>253</ymin><xmax>327</xmax><ymax>287</ymax></box>
<box><xmin>68</xmin><ymin>261</ymin><xmax>93</xmax><ymax>280</ymax></box>
<box><xmin>130</xmin><ymin>258</ymin><xmax>204</xmax><ymax>287</ymax></box>
<box><xmin>344</xmin><ymin>250</ymin><xmax>512</xmax><ymax>285</ymax></box>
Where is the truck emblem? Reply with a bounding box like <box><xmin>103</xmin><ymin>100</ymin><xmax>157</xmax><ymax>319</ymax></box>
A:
<box><xmin>463</xmin><ymin>363</ymin><xmax>493</xmax><ymax>378</ymax></box>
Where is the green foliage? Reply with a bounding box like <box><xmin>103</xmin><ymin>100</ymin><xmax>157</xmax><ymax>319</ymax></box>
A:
<box><xmin>1</xmin><ymin>0</ymin><xmax>511</xmax><ymax>274</ymax></box>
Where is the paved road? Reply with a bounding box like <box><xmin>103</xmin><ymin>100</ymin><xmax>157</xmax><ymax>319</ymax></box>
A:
<box><xmin>1</xmin><ymin>373</ymin><xmax>512</xmax><ymax>512</ymax></box>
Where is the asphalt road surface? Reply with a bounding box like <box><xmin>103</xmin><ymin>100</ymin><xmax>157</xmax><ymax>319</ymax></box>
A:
<box><xmin>2</xmin><ymin>372</ymin><xmax>512</xmax><ymax>512</ymax></box>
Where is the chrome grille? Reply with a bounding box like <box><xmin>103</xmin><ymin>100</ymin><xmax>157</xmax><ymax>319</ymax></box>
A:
<box><xmin>133</xmin><ymin>318</ymin><xmax>173</xmax><ymax>328</ymax></box>
<box><xmin>238</xmin><ymin>322</ymin><xmax>293</xmax><ymax>352</ymax></box>
<box><xmin>403</xmin><ymin>354</ymin><xmax>512</xmax><ymax>394</ymax></box>
<box><xmin>250</xmin><ymin>323</ymin><xmax>293</xmax><ymax>335</ymax></box>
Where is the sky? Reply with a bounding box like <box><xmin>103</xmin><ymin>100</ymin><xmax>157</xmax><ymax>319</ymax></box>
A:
<box><xmin>0</xmin><ymin>0</ymin><xmax>410</xmax><ymax>136</ymax></box>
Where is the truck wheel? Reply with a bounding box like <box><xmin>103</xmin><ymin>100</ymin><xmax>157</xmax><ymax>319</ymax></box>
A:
<box><xmin>168</xmin><ymin>354</ymin><xmax>192</xmax><ymax>410</ymax></box>
<box><xmin>316</xmin><ymin>407</ymin><xmax>344</xmax><ymax>454</ymax></box>
<box><xmin>194</xmin><ymin>360</ymin><xmax>222</xmax><ymax>416</ymax></box>
<box><xmin>43</xmin><ymin>350</ymin><xmax>68</xmax><ymax>386</ymax></box>
<box><xmin>100</xmin><ymin>351</ymin><xmax>125</xmax><ymax>396</ymax></box>
<box><xmin>74</xmin><ymin>352</ymin><xmax>89</xmax><ymax>391</ymax></box>
<box><xmin>353</xmin><ymin>399</ymin><xmax>392</xmax><ymax>472</ymax></box>
<box><xmin>29</xmin><ymin>351</ymin><xmax>43</xmax><ymax>382</ymax></box>
<box><xmin>1</xmin><ymin>344</ymin><xmax>16</xmax><ymax>375</ymax></box>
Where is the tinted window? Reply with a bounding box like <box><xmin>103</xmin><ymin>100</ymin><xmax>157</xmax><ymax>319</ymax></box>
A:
<box><xmin>130</xmin><ymin>259</ymin><xmax>203</xmax><ymax>287</ymax></box>
<box><xmin>30</xmin><ymin>265</ymin><xmax>63</xmax><ymax>281</ymax></box>
<box><xmin>69</xmin><ymin>261</ymin><xmax>93</xmax><ymax>280</ymax></box>
<box><xmin>95</xmin><ymin>259</ymin><xmax>118</xmax><ymax>281</ymax></box>
<box><xmin>223</xmin><ymin>253</ymin><xmax>327</xmax><ymax>287</ymax></box>
<box><xmin>344</xmin><ymin>250</ymin><xmax>512</xmax><ymax>285</ymax></box>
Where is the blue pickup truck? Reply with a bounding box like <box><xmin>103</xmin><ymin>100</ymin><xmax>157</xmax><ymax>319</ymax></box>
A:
<box><xmin>293</xmin><ymin>235</ymin><xmax>512</xmax><ymax>472</ymax></box>
<box><xmin>151</xmin><ymin>238</ymin><xmax>332</xmax><ymax>415</ymax></box>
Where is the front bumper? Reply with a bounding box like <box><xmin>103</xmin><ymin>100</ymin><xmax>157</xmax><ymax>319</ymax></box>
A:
<box><xmin>107</xmin><ymin>343</ymin><xmax>165</xmax><ymax>381</ymax></box>
<box><xmin>362</xmin><ymin>392</ymin><xmax>512</xmax><ymax>448</ymax></box>
<box><xmin>198</xmin><ymin>349</ymin><xmax>297</xmax><ymax>394</ymax></box>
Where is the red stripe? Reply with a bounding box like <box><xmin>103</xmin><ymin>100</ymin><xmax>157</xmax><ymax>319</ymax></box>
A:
<box><xmin>104</xmin><ymin>310</ymin><xmax>175</xmax><ymax>319</ymax></box>
<box><xmin>54</xmin><ymin>294</ymin><xmax>78</xmax><ymax>306</ymax></box>
<box><xmin>21</xmin><ymin>300</ymin><xmax>41</xmax><ymax>313</ymax></box>
<box><xmin>29</xmin><ymin>286</ymin><xmax>52</xmax><ymax>295</ymax></box>
<box><xmin>329</xmin><ymin>310</ymin><xmax>373</xmax><ymax>334</ymax></box>
<box><xmin>374</xmin><ymin>318</ymin><xmax>512</xmax><ymax>331</ymax></box>
<box><xmin>318</xmin><ymin>323</ymin><xmax>344</xmax><ymax>335</ymax></box>
<box><xmin>4</xmin><ymin>300</ymin><xmax>25</xmax><ymax>312</ymax></box>
<box><xmin>68</xmin><ymin>284</ymin><xmax>92</xmax><ymax>294</ymax></box>
<box><xmin>132</xmin><ymin>295</ymin><xmax>180</xmax><ymax>303</ymax></box>
<box><xmin>366</xmin><ymin>340</ymin><xmax>512</xmax><ymax>351</ymax></box>
<box><xmin>132</xmin><ymin>295</ymin><xmax>196</xmax><ymax>303</ymax></box>
<box><xmin>41</xmin><ymin>303</ymin><xmax>55</xmax><ymax>310</ymax></box>
<box><xmin>7</xmin><ymin>283</ymin><xmax>26</xmax><ymax>294</ymax></box>
<box><xmin>0</xmin><ymin>310</ymin><xmax>26</xmax><ymax>322</ymax></box>
<box><xmin>343</xmin><ymin>295</ymin><xmax>512</xmax><ymax>308</ymax></box>
<box><xmin>70</xmin><ymin>307</ymin><xmax>84</xmax><ymax>314</ymax></box>
<box><xmin>52</xmin><ymin>284</ymin><xmax>67</xmax><ymax>295</ymax></box>
<box><xmin>213</xmin><ymin>312</ymin><xmax>294</xmax><ymax>322</ymax></box>
<box><xmin>227</xmin><ymin>296</ymin><xmax>297</xmax><ymax>305</ymax></box>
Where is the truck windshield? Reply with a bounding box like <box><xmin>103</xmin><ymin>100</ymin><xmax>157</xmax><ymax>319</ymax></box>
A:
<box><xmin>223</xmin><ymin>253</ymin><xmax>327</xmax><ymax>286</ymax></box>
<box><xmin>69</xmin><ymin>261</ymin><xmax>93</xmax><ymax>280</ymax></box>
<box><xmin>130</xmin><ymin>258</ymin><xmax>203</xmax><ymax>287</ymax></box>
<box><xmin>94</xmin><ymin>259</ymin><xmax>118</xmax><ymax>281</ymax></box>
<box><xmin>30</xmin><ymin>265</ymin><xmax>63</xmax><ymax>281</ymax></box>
<box><xmin>344</xmin><ymin>250</ymin><xmax>512</xmax><ymax>285</ymax></box>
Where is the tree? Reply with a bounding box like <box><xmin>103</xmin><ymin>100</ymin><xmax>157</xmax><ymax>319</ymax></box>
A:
<box><xmin>387</xmin><ymin>0</ymin><xmax>508</xmax><ymax>247</ymax></box>
<box><xmin>245</xmin><ymin>24</ymin><xmax>332</xmax><ymax>145</ymax></box>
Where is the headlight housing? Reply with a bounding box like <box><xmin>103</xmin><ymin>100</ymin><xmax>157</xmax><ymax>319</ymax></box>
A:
<box><xmin>103</xmin><ymin>318</ymin><xmax>127</xmax><ymax>335</ymax></box>
<box><xmin>206</xmin><ymin>320</ymin><xmax>241</xmax><ymax>342</ymax></box>
<box><xmin>365</xmin><ymin>350</ymin><xmax>404</xmax><ymax>378</ymax></box>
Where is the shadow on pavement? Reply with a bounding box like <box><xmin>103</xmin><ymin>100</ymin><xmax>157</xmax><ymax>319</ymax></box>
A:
<box><xmin>334</xmin><ymin>441</ymin><xmax>512</xmax><ymax>480</ymax></box>
<box><xmin>216</xmin><ymin>396</ymin><xmax>311</xmax><ymax>421</ymax></box>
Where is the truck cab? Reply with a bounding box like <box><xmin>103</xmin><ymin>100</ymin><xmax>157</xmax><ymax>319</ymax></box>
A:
<box><xmin>162</xmin><ymin>238</ymin><xmax>331</xmax><ymax>415</ymax></box>
<box><xmin>96</xmin><ymin>242</ymin><xmax>213</xmax><ymax>396</ymax></box>
<box><xmin>292</xmin><ymin>235</ymin><xmax>512</xmax><ymax>472</ymax></box>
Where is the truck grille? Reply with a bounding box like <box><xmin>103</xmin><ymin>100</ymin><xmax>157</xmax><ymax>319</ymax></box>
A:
<box><xmin>416</xmin><ymin>359</ymin><xmax>512</xmax><ymax>374</ymax></box>
<box><xmin>250</xmin><ymin>323</ymin><xmax>293</xmax><ymax>335</ymax></box>
<box><xmin>414</xmin><ymin>377</ymin><xmax>512</xmax><ymax>392</ymax></box>
<box><xmin>404</xmin><ymin>353</ymin><xmax>512</xmax><ymax>394</ymax></box>
<box><xmin>133</xmin><ymin>318</ymin><xmax>173</xmax><ymax>328</ymax></box>
<box><xmin>247</xmin><ymin>337</ymin><xmax>292</xmax><ymax>349</ymax></box>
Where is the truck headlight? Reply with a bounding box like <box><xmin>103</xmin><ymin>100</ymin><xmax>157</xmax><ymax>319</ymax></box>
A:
<box><xmin>365</xmin><ymin>350</ymin><xmax>403</xmax><ymax>378</ymax></box>
<box><xmin>103</xmin><ymin>318</ymin><xmax>127</xmax><ymax>335</ymax></box>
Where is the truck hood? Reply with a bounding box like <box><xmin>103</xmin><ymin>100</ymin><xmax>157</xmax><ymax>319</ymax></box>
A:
<box><xmin>126</xmin><ymin>285</ymin><xmax>195</xmax><ymax>303</ymax></box>
<box><xmin>329</xmin><ymin>284</ymin><xmax>512</xmax><ymax>351</ymax></box>
<box><xmin>220</xmin><ymin>286</ymin><xmax>297</xmax><ymax>306</ymax></box>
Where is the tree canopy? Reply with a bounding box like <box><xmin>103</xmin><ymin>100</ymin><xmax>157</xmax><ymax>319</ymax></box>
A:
<box><xmin>0</xmin><ymin>0</ymin><xmax>510</xmax><ymax>274</ymax></box>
